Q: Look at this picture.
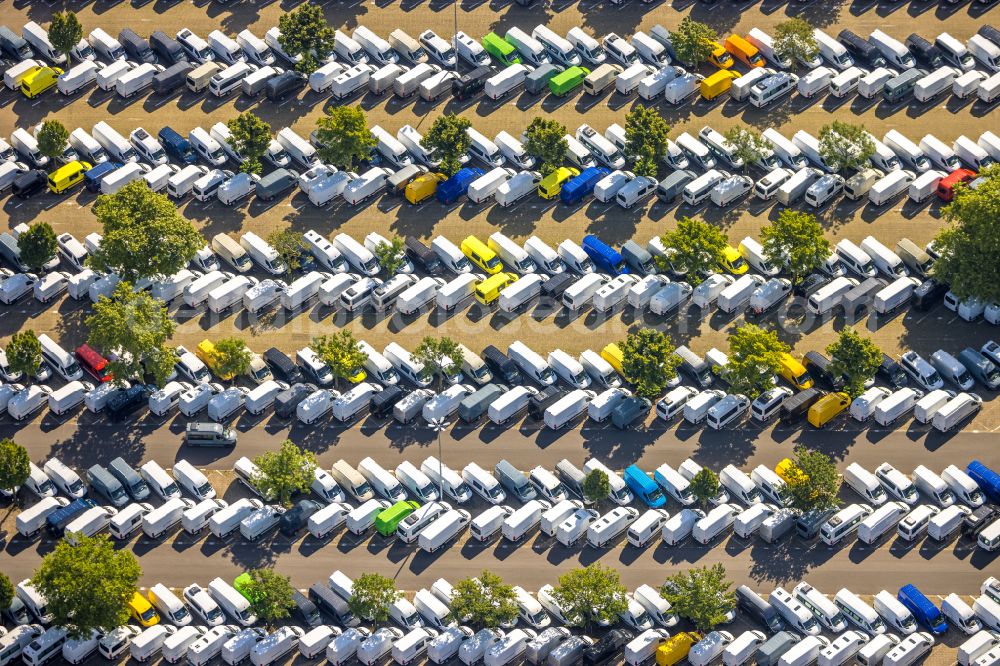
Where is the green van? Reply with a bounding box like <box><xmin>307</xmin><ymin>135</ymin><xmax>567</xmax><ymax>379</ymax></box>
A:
<box><xmin>482</xmin><ymin>33</ymin><xmax>521</xmax><ymax>67</ymax></box>
<box><xmin>548</xmin><ymin>66</ymin><xmax>590</xmax><ymax>96</ymax></box>
<box><xmin>233</xmin><ymin>573</ymin><xmax>255</xmax><ymax>602</ymax></box>
<box><xmin>375</xmin><ymin>501</ymin><xmax>420</xmax><ymax>536</ymax></box>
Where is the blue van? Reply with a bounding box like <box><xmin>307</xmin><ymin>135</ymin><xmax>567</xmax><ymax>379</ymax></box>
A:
<box><xmin>436</xmin><ymin>168</ymin><xmax>484</xmax><ymax>205</ymax></box>
<box><xmin>624</xmin><ymin>465</ymin><xmax>666</xmax><ymax>508</ymax></box>
<box><xmin>83</xmin><ymin>162</ymin><xmax>124</xmax><ymax>192</ymax></box>
<box><xmin>967</xmin><ymin>461</ymin><xmax>1000</xmax><ymax>503</ymax></box>
<box><xmin>47</xmin><ymin>498</ymin><xmax>97</xmax><ymax>536</ymax></box>
<box><xmin>560</xmin><ymin>167</ymin><xmax>609</xmax><ymax>206</ymax></box>
<box><xmin>158</xmin><ymin>126</ymin><xmax>197</xmax><ymax>164</ymax></box>
<box><xmin>582</xmin><ymin>235</ymin><xmax>628</xmax><ymax>275</ymax></box>
<box><xmin>897</xmin><ymin>585</ymin><xmax>947</xmax><ymax>634</ymax></box>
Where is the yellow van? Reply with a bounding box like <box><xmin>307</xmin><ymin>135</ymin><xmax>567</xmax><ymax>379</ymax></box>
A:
<box><xmin>127</xmin><ymin>592</ymin><xmax>160</xmax><ymax>627</ymax></box>
<box><xmin>778</xmin><ymin>353</ymin><xmax>814</xmax><ymax>390</ymax></box>
<box><xmin>775</xmin><ymin>458</ymin><xmax>807</xmax><ymax>485</ymax></box>
<box><xmin>601</xmin><ymin>343</ymin><xmax>626</xmax><ymax>376</ymax></box>
<box><xmin>718</xmin><ymin>246</ymin><xmax>748</xmax><ymax>274</ymax></box>
<box><xmin>48</xmin><ymin>160</ymin><xmax>92</xmax><ymax>194</ymax></box>
<box><xmin>537</xmin><ymin>166</ymin><xmax>580</xmax><ymax>199</ymax></box>
<box><xmin>474</xmin><ymin>272</ymin><xmax>517</xmax><ymax>305</ymax></box>
<box><xmin>707</xmin><ymin>42</ymin><xmax>734</xmax><ymax>69</ymax></box>
<box><xmin>461</xmin><ymin>235</ymin><xmax>503</xmax><ymax>274</ymax></box>
<box><xmin>700</xmin><ymin>70</ymin><xmax>739</xmax><ymax>100</ymax></box>
<box><xmin>808</xmin><ymin>391</ymin><xmax>851</xmax><ymax>428</ymax></box>
<box><xmin>196</xmin><ymin>339</ymin><xmax>237</xmax><ymax>381</ymax></box>
<box><xmin>405</xmin><ymin>172</ymin><xmax>446</xmax><ymax>204</ymax></box>
<box><xmin>655</xmin><ymin>632</ymin><xmax>702</xmax><ymax>666</ymax></box>
<box><xmin>20</xmin><ymin>66</ymin><xmax>62</xmax><ymax>98</ymax></box>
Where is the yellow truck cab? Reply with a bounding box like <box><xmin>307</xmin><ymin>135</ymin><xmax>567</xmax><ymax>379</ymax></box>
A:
<box><xmin>128</xmin><ymin>592</ymin><xmax>160</xmax><ymax>627</ymax></box>
<box><xmin>21</xmin><ymin>66</ymin><xmax>62</xmax><ymax>98</ymax></box>
<box><xmin>778</xmin><ymin>353</ymin><xmax>814</xmax><ymax>390</ymax></box>
<box><xmin>474</xmin><ymin>272</ymin><xmax>518</xmax><ymax>305</ymax></box>
<box><xmin>461</xmin><ymin>235</ymin><xmax>503</xmax><ymax>274</ymax></box>
<box><xmin>700</xmin><ymin>70</ymin><xmax>739</xmax><ymax>100</ymax></box>
<box><xmin>48</xmin><ymin>161</ymin><xmax>92</xmax><ymax>194</ymax></box>
<box><xmin>656</xmin><ymin>632</ymin><xmax>702</xmax><ymax>666</ymax></box>
<box><xmin>775</xmin><ymin>458</ymin><xmax>807</xmax><ymax>485</ymax></box>
<box><xmin>719</xmin><ymin>246</ymin><xmax>748</xmax><ymax>274</ymax></box>
<box><xmin>538</xmin><ymin>166</ymin><xmax>579</xmax><ymax>199</ymax></box>
<box><xmin>808</xmin><ymin>391</ymin><xmax>851</xmax><ymax>428</ymax></box>
<box><xmin>601</xmin><ymin>343</ymin><xmax>626</xmax><ymax>376</ymax></box>
<box><xmin>707</xmin><ymin>42</ymin><xmax>734</xmax><ymax>69</ymax></box>
<box><xmin>196</xmin><ymin>339</ymin><xmax>237</xmax><ymax>381</ymax></box>
<box><xmin>405</xmin><ymin>172</ymin><xmax>446</xmax><ymax>204</ymax></box>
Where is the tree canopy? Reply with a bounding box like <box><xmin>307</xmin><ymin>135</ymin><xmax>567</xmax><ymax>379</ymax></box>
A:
<box><xmin>774</xmin><ymin>18</ymin><xmax>818</xmax><ymax>64</ymax></box>
<box><xmin>723</xmin><ymin>127</ymin><xmax>769</xmax><ymax>172</ymax></box>
<box><xmin>659</xmin><ymin>217</ymin><xmax>728</xmax><ymax>285</ymax></box>
<box><xmin>827</xmin><ymin>328</ymin><xmax>882</xmax><ymax>398</ymax></box>
<box><xmin>49</xmin><ymin>12</ymin><xmax>83</xmax><ymax>61</ymax></box>
<box><xmin>669</xmin><ymin>18</ymin><xmax>717</xmax><ymax>67</ymax></box>
<box><xmin>31</xmin><ymin>535</ymin><xmax>141</xmax><ymax>638</ymax></box>
<box><xmin>277</xmin><ymin>4</ymin><xmax>337</xmax><ymax>74</ymax></box>
<box><xmin>784</xmin><ymin>446</ymin><xmax>842</xmax><ymax>512</ymax></box>
<box><xmin>450</xmin><ymin>572</ymin><xmax>519</xmax><ymax>629</ymax></box>
<box><xmin>583</xmin><ymin>469</ymin><xmax>610</xmax><ymax>504</ymax></box>
<box><xmin>818</xmin><ymin>121</ymin><xmax>875</xmax><ymax>173</ymax></box>
<box><xmin>523</xmin><ymin>117</ymin><xmax>568</xmax><ymax>176</ymax></box>
<box><xmin>212</xmin><ymin>338</ymin><xmax>254</xmax><ymax>381</ymax></box>
<box><xmin>265</xmin><ymin>230</ymin><xmax>299</xmax><ymax>275</ymax></box>
<box><xmin>227</xmin><ymin>112</ymin><xmax>272</xmax><ymax>175</ymax></box>
<box><xmin>412</xmin><ymin>336</ymin><xmax>464</xmax><ymax>391</ymax></box>
<box><xmin>312</xmin><ymin>331</ymin><xmax>368</xmax><ymax>386</ymax></box>
<box><xmin>423</xmin><ymin>114</ymin><xmax>472</xmax><ymax>177</ymax></box>
<box><xmin>242</xmin><ymin>568</ymin><xmax>296</xmax><ymax>629</ymax></box>
<box><xmin>0</xmin><ymin>438</ymin><xmax>30</xmax><ymax>493</ymax></box>
<box><xmin>349</xmin><ymin>573</ymin><xmax>401</xmax><ymax>624</ymax></box>
<box><xmin>315</xmin><ymin>106</ymin><xmax>378</xmax><ymax>169</ymax></box>
<box><xmin>0</xmin><ymin>574</ymin><xmax>13</xmax><ymax>613</ymax></box>
<box><xmin>36</xmin><ymin>121</ymin><xmax>69</xmax><ymax>161</ymax></box>
<box><xmin>619</xmin><ymin>329</ymin><xmax>681</xmax><ymax>399</ymax></box>
<box><xmin>551</xmin><ymin>564</ymin><xmax>629</xmax><ymax>630</ymax></box>
<box><xmin>252</xmin><ymin>440</ymin><xmax>317</xmax><ymax>506</ymax></box>
<box><xmin>5</xmin><ymin>330</ymin><xmax>42</xmax><ymax>380</ymax></box>
<box><xmin>624</xmin><ymin>105</ymin><xmax>670</xmax><ymax>178</ymax></box>
<box><xmin>661</xmin><ymin>565</ymin><xmax>736</xmax><ymax>632</ymax></box>
<box><xmin>85</xmin><ymin>283</ymin><xmax>176</xmax><ymax>387</ymax></box>
<box><xmin>689</xmin><ymin>468</ymin><xmax>720</xmax><ymax>509</ymax></box>
<box><xmin>17</xmin><ymin>222</ymin><xmax>57</xmax><ymax>273</ymax></box>
<box><xmin>372</xmin><ymin>236</ymin><xmax>405</xmax><ymax>275</ymax></box>
<box><xmin>760</xmin><ymin>210</ymin><xmax>830</xmax><ymax>285</ymax></box>
<box><xmin>726</xmin><ymin>324</ymin><xmax>790</xmax><ymax>398</ymax></box>
<box><xmin>90</xmin><ymin>181</ymin><xmax>204</xmax><ymax>282</ymax></box>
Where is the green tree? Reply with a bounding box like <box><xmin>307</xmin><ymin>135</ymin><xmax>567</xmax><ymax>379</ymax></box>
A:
<box><xmin>760</xmin><ymin>210</ymin><xmax>830</xmax><ymax>285</ymax></box>
<box><xmin>451</xmin><ymin>572</ymin><xmax>519</xmax><ymax>629</ymax></box>
<box><xmin>658</xmin><ymin>217</ymin><xmax>728</xmax><ymax>285</ymax></box>
<box><xmin>49</xmin><ymin>12</ymin><xmax>83</xmax><ymax>63</ymax></box>
<box><xmin>312</xmin><ymin>331</ymin><xmax>368</xmax><ymax>387</ymax></box>
<box><xmin>726</xmin><ymin>324</ymin><xmax>789</xmax><ymax>398</ymax></box>
<box><xmin>242</xmin><ymin>568</ymin><xmax>296</xmax><ymax>629</ymax></box>
<box><xmin>16</xmin><ymin>222</ymin><xmax>57</xmax><ymax>273</ymax></box>
<box><xmin>412</xmin><ymin>336</ymin><xmax>463</xmax><ymax>391</ymax></box>
<box><xmin>785</xmin><ymin>446</ymin><xmax>842</xmax><ymax>512</ymax></box>
<box><xmin>315</xmin><ymin>106</ymin><xmax>377</xmax><ymax>170</ymax></box>
<box><xmin>551</xmin><ymin>564</ymin><xmax>629</xmax><ymax>631</ymax></box>
<box><xmin>689</xmin><ymin>468</ymin><xmax>720</xmax><ymax>509</ymax></box>
<box><xmin>723</xmin><ymin>127</ymin><xmax>769</xmax><ymax>173</ymax></box>
<box><xmin>349</xmin><ymin>573</ymin><xmax>401</xmax><ymax>625</ymax></box>
<box><xmin>265</xmin><ymin>229</ymin><xmax>301</xmax><ymax>275</ymax></box>
<box><xmin>583</xmin><ymin>469</ymin><xmax>610</xmax><ymax>504</ymax></box>
<box><xmin>227</xmin><ymin>112</ymin><xmax>272</xmax><ymax>175</ymax></box>
<box><xmin>36</xmin><ymin>121</ymin><xmax>70</xmax><ymax>162</ymax></box>
<box><xmin>423</xmin><ymin>114</ymin><xmax>472</xmax><ymax>177</ymax></box>
<box><xmin>669</xmin><ymin>18</ymin><xmax>717</xmax><ymax>67</ymax></box>
<box><xmin>90</xmin><ymin>181</ymin><xmax>204</xmax><ymax>283</ymax></box>
<box><xmin>619</xmin><ymin>329</ymin><xmax>681</xmax><ymax>399</ymax></box>
<box><xmin>31</xmin><ymin>535</ymin><xmax>141</xmax><ymax>638</ymax></box>
<box><xmin>932</xmin><ymin>166</ymin><xmax>1000</xmax><ymax>302</ymax></box>
<box><xmin>624</xmin><ymin>105</ymin><xmax>670</xmax><ymax>178</ymax></box>
<box><xmin>85</xmin><ymin>283</ymin><xmax>176</xmax><ymax>387</ymax></box>
<box><xmin>252</xmin><ymin>439</ymin><xmax>317</xmax><ymax>507</ymax></box>
<box><xmin>212</xmin><ymin>338</ymin><xmax>254</xmax><ymax>381</ymax></box>
<box><xmin>523</xmin><ymin>117</ymin><xmax>568</xmax><ymax>176</ymax></box>
<box><xmin>660</xmin><ymin>565</ymin><xmax>736</xmax><ymax>633</ymax></box>
<box><xmin>6</xmin><ymin>330</ymin><xmax>42</xmax><ymax>380</ymax></box>
<box><xmin>774</xmin><ymin>18</ymin><xmax>818</xmax><ymax>65</ymax></box>
<box><xmin>0</xmin><ymin>573</ymin><xmax>13</xmax><ymax>612</ymax></box>
<box><xmin>826</xmin><ymin>328</ymin><xmax>882</xmax><ymax>398</ymax></box>
<box><xmin>0</xmin><ymin>439</ymin><xmax>30</xmax><ymax>494</ymax></box>
<box><xmin>277</xmin><ymin>4</ymin><xmax>337</xmax><ymax>74</ymax></box>
<box><xmin>818</xmin><ymin>121</ymin><xmax>875</xmax><ymax>173</ymax></box>
<box><xmin>373</xmin><ymin>236</ymin><xmax>405</xmax><ymax>275</ymax></box>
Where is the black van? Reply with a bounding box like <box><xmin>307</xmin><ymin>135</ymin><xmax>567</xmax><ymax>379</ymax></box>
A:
<box><xmin>912</xmin><ymin>278</ymin><xmax>948</xmax><ymax>310</ymax></box>
<box><xmin>370</xmin><ymin>384</ymin><xmax>404</xmax><ymax>418</ymax></box>
<box><xmin>541</xmin><ymin>273</ymin><xmax>574</xmax><ymax>300</ymax></box>
<box><xmin>275</xmin><ymin>383</ymin><xmax>314</xmax><ymax>419</ymax></box>
<box><xmin>266</xmin><ymin>71</ymin><xmax>304</xmax><ymax>101</ymax></box>
<box><xmin>106</xmin><ymin>384</ymin><xmax>150</xmax><ymax>419</ymax></box>
<box><xmin>264</xmin><ymin>347</ymin><xmax>302</xmax><ymax>383</ymax></box>
<box><xmin>803</xmin><ymin>351</ymin><xmax>844</xmax><ymax>391</ymax></box>
<box><xmin>119</xmin><ymin>29</ymin><xmax>156</xmax><ymax>63</ymax></box>
<box><xmin>452</xmin><ymin>66</ymin><xmax>492</xmax><ymax>100</ymax></box>
<box><xmin>482</xmin><ymin>345</ymin><xmax>522</xmax><ymax>385</ymax></box>
<box><xmin>404</xmin><ymin>236</ymin><xmax>443</xmax><ymax>274</ymax></box>
<box><xmin>12</xmin><ymin>170</ymin><xmax>47</xmax><ymax>199</ymax></box>
<box><xmin>877</xmin><ymin>354</ymin><xmax>908</xmax><ymax>388</ymax></box>
<box><xmin>962</xmin><ymin>505</ymin><xmax>998</xmax><ymax>538</ymax></box>
<box><xmin>152</xmin><ymin>62</ymin><xmax>194</xmax><ymax>95</ymax></box>
<box><xmin>905</xmin><ymin>34</ymin><xmax>943</xmax><ymax>68</ymax></box>
<box><xmin>582</xmin><ymin>629</ymin><xmax>633</xmax><ymax>666</ymax></box>
<box><xmin>837</xmin><ymin>30</ymin><xmax>886</xmax><ymax>68</ymax></box>
<box><xmin>735</xmin><ymin>585</ymin><xmax>784</xmax><ymax>632</ymax></box>
<box><xmin>527</xmin><ymin>386</ymin><xmax>564</xmax><ymax>420</ymax></box>
<box><xmin>290</xmin><ymin>590</ymin><xmax>322</xmax><ymax>627</ymax></box>
<box><xmin>779</xmin><ymin>388</ymin><xmax>821</xmax><ymax>422</ymax></box>
<box><xmin>150</xmin><ymin>30</ymin><xmax>186</xmax><ymax>65</ymax></box>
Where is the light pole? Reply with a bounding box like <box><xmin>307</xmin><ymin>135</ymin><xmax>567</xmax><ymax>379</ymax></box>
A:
<box><xmin>429</xmin><ymin>417</ymin><xmax>450</xmax><ymax>500</ymax></box>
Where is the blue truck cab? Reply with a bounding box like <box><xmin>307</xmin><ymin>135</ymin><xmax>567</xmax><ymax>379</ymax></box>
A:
<box><xmin>560</xmin><ymin>167</ymin><xmax>609</xmax><ymax>206</ymax></box>
<box><xmin>582</xmin><ymin>235</ymin><xmax>629</xmax><ymax>275</ymax></box>
<box><xmin>624</xmin><ymin>465</ymin><xmax>666</xmax><ymax>508</ymax></box>
<box><xmin>47</xmin><ymin>498</ymin><xmax>97</xmax><ymax>536</ymax></box>
<box><xmin>84</xmin><ymin>162</ymin><xmax>124</xmax><ymax>192</ymax></box>
<box><xmin>897</xmin><ymin>584</ymin><xmax>948</xmax><ymax>634</ymax></box>
<box><xmin>436</xmin><ymin>168</ymin><xmax>484</xmax><ymax>205</ymax></box>
<box><xmin>967</xmin><ymin>461</ymin><xmax>1000</xmax><ymax>503</ymax></box>
<box><xmin>158</xmin><ymin>126</ymin><xmax>197</xmax><ymax>164</ymax></box>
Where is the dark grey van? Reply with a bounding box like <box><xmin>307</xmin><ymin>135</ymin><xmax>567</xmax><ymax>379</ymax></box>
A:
<box><xmin>525</xmin><ymin>64</ymin><xmax>563</xmax><ymax>95</ymax></box>
<box><xmin>108</xmin><ymin>457</ymin><xmax>150</xmax><ymax>500</ymax></box>
<box><xmin>656</xmin><ymin>170</ymin><xmax>697</xmax><ymax>203</ymax></box>
<box><xmin>119</xmin><ymin>29</ymin><xmax>156</xmax><ymax>63</ymax></box>
<box><xmin>882</xmin><ymin>68</ymin><xmax>926</xmax><ymax>103</ymax></box>
<box><xmin>611</xmin><ymin>396</ymin><xmax>652</xmax><ymax>429</ymax></box>
<box><xmin>404</xmin><ymin>236</ymin><xmax>443</xmax><ymax>274</ymax></box>
<box><xmin>482</xmin><ymin>345</ymin><xmax>522</xmax><ymax>385</ymax></box>
<box><xmin>620</xmin><ymin>240</ymin><xmax>654</xmax><ymax>274</ymax></box>
<box><xmin>841</xmin><ymin>277</ymin><xmax>885</xmax><ymax>321</ymax></box>
<box><xmin>150</xmin><ymin>31</ymin><xmax>186</xmax><ymax>65</ymax></box>
<box><xmin>795</xmin><ymin>508</ymin><xmax>836</xmax><ymax>539</ymax></box>
<box><xmin>459</xmin><ymin>383</ymin><xmax>505</xmax><ymax>423</ymax></box>
<box><xmin>905</xmin><ymin>35</ymin><xmax>943</xmax><ymax>69</ymax></box>
<box><xmin>495</xmin><ymin>459</ymin><xmax>537</xmax><ymax>502</ymax></box>
<box><xmin>152</xmin><ymin>61</ymin><xmax>194</xmax><ymax>95</ymax></box>
<box><xmin>453</xmin><ymin>66</ymin><xmax>491</xmax><ymax>100</ymax></box>
<box><xmin>87</xmin><ymin>464</ymin><xmax>129</xmax><ymax>507</ymax></box>
<box><xmin>264</xmin><ymin>347</ymin><xmax>302</xmax><ymax>383</ymax></box>
<box><xmin>735</xmin><ymin>585</ymin><xmax>784</xmax><ymax>632</ymax></box>
<box><xmin>756</xmin><ymin>632</ymin><xmax>798</xmax><ymax>666</ymax></box>
<box><xmin>958</xmin><ymin>348</ymin><xmax>1000</xmax><ymax>390</ymax></box>
<box><xmin>256</xmin><ymin>168</ymin><xmax>298</xmax><ymax>201</ymax></box>
<box><xmin>556</xmin><ymin>459</ymin><xmax>586</xmax><ymax>501</ymax></box>
<box><xmin>275</xmin><ymin>383</ymin><xmax>314</xmax><ymax>419</ymax></box>
<box><xmin>674</xmin><ymin>345</ymin><xmax>713</xmax><ymax>388</ymax></box>
<box><xmin>0</xmin><ymin>25</ymin><xmax>32</xmax><ymax>60</ymax></box>
<box><xmin>266</xmin><ymin>71</ymin><xmax>304</xmax><ymax>101</ymax></box>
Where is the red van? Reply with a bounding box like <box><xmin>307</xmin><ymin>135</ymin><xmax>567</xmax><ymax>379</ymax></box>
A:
<box><xmin>75</xmin><ymin>344</ymin><xmax>112</xmax><ymax>383</ymax></box>
<box><xmin>936</xmin><ymin>168</ymin><xmax>976</xmax><ymax>202</ymax></box>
